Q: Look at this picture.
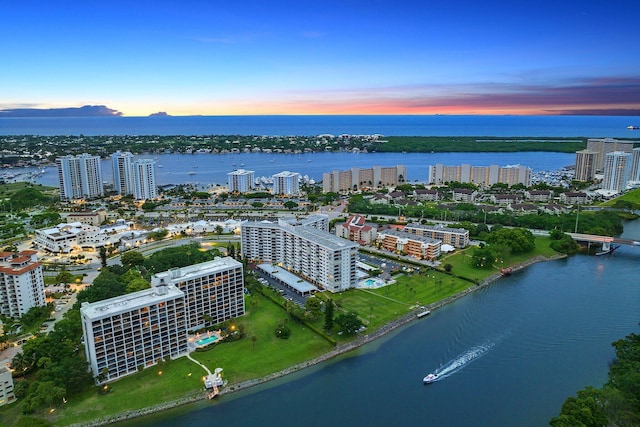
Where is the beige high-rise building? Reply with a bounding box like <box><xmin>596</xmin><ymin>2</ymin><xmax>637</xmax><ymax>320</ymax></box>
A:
<box><xmin>322</xmin><ymin>165</ymin><xmax>406</xmax><ymax>192</ymax></box>
<box><xmin>0</xmin><ymin>251</ymin><xmax>46</xmax><ymax>319</ymax></box>
<box><xmin>586</xmin><ymin>138</ymin><xmax>634</xmax><ymax>171</ymax></box>
<box><xmin>574</xmin><ymin>150</ymin><xmax>597</xmax><ymax>182</ymax></box>
<box><xmin>429</xmin><ymin>164</ymin><xmax>530</xmax><ymax>187</ymax></box>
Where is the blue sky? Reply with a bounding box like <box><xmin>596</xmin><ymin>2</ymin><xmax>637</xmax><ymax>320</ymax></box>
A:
<box><xmin>2</xmin><ymin>0</ymin><xmax>640</xmax><ymax>116</ymax></box>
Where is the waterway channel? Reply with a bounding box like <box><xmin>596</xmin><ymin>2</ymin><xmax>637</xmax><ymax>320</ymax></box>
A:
<box><xmin>122</xmin><ymin>219</ymin><xmax>640</xmax><ymax>427</ymax></box>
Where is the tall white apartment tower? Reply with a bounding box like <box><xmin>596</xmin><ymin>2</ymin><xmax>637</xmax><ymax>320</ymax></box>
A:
<box><xmin>0</xmin><ymin>250</ymin><xmax>46</xmax><ymax>318</ymax></box>
<box><xmin>111</xmin><ymin>151</ymin><xmax>135</xmax><ymax>196</ymax></box>
<box><xmin>602</xmin><ymin>151</ymin><xmax>632</xmax><ymax>192</ymax></box>
<box><xmin>80</xmin><ymin>284</ymin><xmax>188</xmax><ymax>383</ymax></box>
<box><xmin>133</xmin><ymin>159</ymin><xmax>157</xmax><ymax>200</ymax></box>
<box><xmin>57</xmin><ymin>154</ymin><xmax>104</xmax><ymax>201</ymax></box>
<box><xmin>227</xmin><ymin>169</ymin><xmax>254</xmax><ymax>193</ymax></box>
<box><xmin>630</xmin><ymin>147</ymin><xmax>640</xmax><ymax>182</ymax></box>
<box><xmin>272</xmin><ymin>171</ymin><xmax>300</xmax><ymax>195</ymax></box>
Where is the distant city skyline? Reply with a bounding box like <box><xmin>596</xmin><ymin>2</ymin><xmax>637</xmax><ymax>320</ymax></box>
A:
<box><xmin>3</xmin><ymin>1</ymin><xmax>640</xmax><ymax>117</ymax></box>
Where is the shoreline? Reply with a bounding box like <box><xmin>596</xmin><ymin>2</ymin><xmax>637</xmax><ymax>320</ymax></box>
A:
<box><xmin>70</xmin><ymin>253</ymin><xmax>565</xmax><ymax>427</ymax></box>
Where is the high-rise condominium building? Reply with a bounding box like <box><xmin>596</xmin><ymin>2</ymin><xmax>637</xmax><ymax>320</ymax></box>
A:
<box><xmin>133</xmin><ymin>159</ymin><xmax>158</xmax><ymax>200</ymax></box>
<box><xmin>150</xmin><ymin>257</ymin><xmax>245</xmax><ymax>331</ymax></box>
<box><xmin>111</xmin><ymin>151</ymin><xmax>135</xmax><ymax>196</ymax></box>
<box><xmin>81</xmin><ymin>284</ymin><xmax>188</xmax><ymax>383</ymax></box>
<box><xmin>586</xmin><ymin>138</ymin><xmax>635</xmax><ymax>171</ymax></box>
<box><xmin>574</xmin><ymin>150</ymin><xmax>597</xmax><ymax>182</ymax></box>
<box><xmin>0</xmin><ymin>251</ymin><xmax>46</xmax><ymax>318</ymax></box>
<box><xmin>602</xmin><ymin>151</ymin><xmax>632</xmax><ymax>192</ymax></box>
<box><xmin>241</xmin><ymin>215</ymin><xmax>358</xmax><ymax>292</ymax></box>
<box><xmin>80</xmin><ymin>257</ymin><xmax>245</xmax><ymax>384</ymax></box>
<box><xmin>429</xmin><ymin>164</ymin><xmax>531</xmax><ymax>187</ymax></box>
<box><xmin>112</xmin><ymin>151</ymin><xmax>157</xmax><ymax>200</ymax></box>
<box><xmin>322</xmin><ymin>165</ymin><xmax>407</xmax><ymax>193</ymax></box>
<box><xmin>227</xmin><ymin>169</ymin><xmax>254</xmax><ymax>193</ymax></box>
<box><xmin>57</xmin><ymin>154</ymin><xmax>104</xmax><ymax>200</ymax></box>
<box><xmin>272</xmin><ymin>171</ymin><xmax>300</xmax><ymax>195</ymax></box>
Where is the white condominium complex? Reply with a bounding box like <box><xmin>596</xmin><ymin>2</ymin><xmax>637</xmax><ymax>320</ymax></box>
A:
<box><xmin>133</xmin><ymin>159</ymin><xmax>158</xmax><ymax>200</ymax></box>
<box><xmin>586</xmin><ymin>138</ymin><xmax>635</xmax><ymax>171</ymax></box>
<box><xmin>0</xmin><ymin>251</ymin><xmax>46</xmax><ymax>319</ymax></box>
<box><xmin>574</xmin><ymin>150</ymin><xmax>597</xmax><ymax>182</ymax></box>
<box><xmin>81</xmin><ymin>257</ymin><xmax>245</xmax><ymax>383</ymax></box>
<box><xmin>150</xmin><ymin>257</ymin><xmax>245</xmax><ymax>331</ymax></box>
<box><xmin>241</xmin><ymin>215</ymin><xmax>358</xmax><ymax>292</ymax></box>
<box><xmin>81</xmin><ymin>284</ymin><xmax>188</xmax><ymax>383</ymax></box>
<box><xmin>322</xmin><ymin>165</ymin><xmax>407</xmax><ymax>193</ymax></box>
<box><xmin>112</xmin><ymin>151</ymin><xmax>157</xmax><ymax>200</ymax></box>
<box><xmin>272</xmin><ymin>171</ymin><xmax>300</xmax><ymax>195</ymax></box>
<box><xmin>602</xmin><ymin>151</ymin><xmax>632</xmax><ymax>192</ymax></box>
<box><xmin>57</xmin><ymin>154</ymin><xmax>104</xmax><ymax>200</ymax></box>
<box><xmin>402</xmin><ymin>223</ymin><xmax>470</xmax><ymax>248</ymax></box>
<box><xmin>429</xmin><ymin>164</ymin><xmax>531</xmax><ymax>187</ymax></box>
<box><xmin>0</xmin><ymin>365</ymin><xmax>15</xmax><ymax>406</ymax></box>
<box><xmin>227</xmin><ymin>169</ymin><xmax>254</xmax><ymax>193</ymax></box>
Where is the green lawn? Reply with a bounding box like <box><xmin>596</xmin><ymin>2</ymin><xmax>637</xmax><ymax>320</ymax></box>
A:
<box><xmin>53</xmin><ymin>291</ymin><xmax>332</xmax><ymax>426</ymax></box>
<box><xmin>600</xmin><ymin>187</ymin><xmax>640</xmax><ymax>206</ymax></box>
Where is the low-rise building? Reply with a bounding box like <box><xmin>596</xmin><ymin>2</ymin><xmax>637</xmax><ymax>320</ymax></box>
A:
<box><xmin>413</xmin><ymin>189</ymin><xmax>440</xmax><ymax>201</ymax></box>
<box><xmin>402</xmin><ymin>223</ymin><xmax>470</xmax><ymax>248</ymax></box>
<box><xmin>452</xmin><ymin>188</ymin><xmax>477</xmax><ymax>202</ymax></box>
<box><xmin>376</xmin><ymin>229</ymin><xmax>441</xmax><ymax>260</ymax></box>
<box><xmin>335</xmin><ymin>214</ymin><xmax>377</xmax><ymax>244</ymax></box>
<box><xmin>524</xmin><ymin>190</ymin><xmax>554</xmax><ymax>202</ymax></box>
<box><xmin>559</xmin><ymin>191</ymin><xmax>589</xmax><ymax>205</ymax></box>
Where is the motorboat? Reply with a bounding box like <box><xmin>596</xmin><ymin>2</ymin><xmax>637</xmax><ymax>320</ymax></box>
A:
<box><xmin>423</xmin><ymin>373</ymin><xmax>438</xmax><ymax>384</ymax></box>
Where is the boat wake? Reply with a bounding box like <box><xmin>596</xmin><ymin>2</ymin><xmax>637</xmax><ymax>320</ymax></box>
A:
<box><xmin>430</xmin><ymin>341</ymin><xmax>494</xmax><ymax>381</ymax></box>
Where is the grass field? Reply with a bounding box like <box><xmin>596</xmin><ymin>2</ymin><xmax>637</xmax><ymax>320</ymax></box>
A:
<box><xmin>600</xmin><ymin>188</ymin><xmax>640</xmax><ymax>206</ymax></box>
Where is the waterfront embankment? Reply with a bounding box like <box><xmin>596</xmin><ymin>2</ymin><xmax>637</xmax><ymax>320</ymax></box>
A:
<box><xmin>70</xmin><ymin>253</ymin><xmax>564</xmax><ymax>427</ymax></box>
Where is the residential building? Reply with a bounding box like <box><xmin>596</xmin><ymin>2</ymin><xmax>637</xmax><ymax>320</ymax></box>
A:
<box><xmin>111</xmin><ymin>151</ymin><xmax>135</xmax><ymax>196</ymax></box>
<box><xmin>586</xmin><ymin>138</ymin><xmax>634</xmax><ymax>171</ymax></box>
<box><xmin>402</xmin><ymin>223</ymin><xmax>470</xmax><ymax>248</ymax></box>
<box><xmin>150</xmin><ymin>257</ymin><xmax>245</xmax><ymax>331</ymax></box>
<box><xmin>133</xmin><ymin>159</ymin><xmax>158</xmax><ymax>200</ymax></box>
<box><xmin>57</xmin><ymin>154</ymin><xmax>104</xmax><ymax>201</ymax></box>
<box><xmin>272</xmin><ymin>171</ymin><xmax>300</xmax><ymax>195</ymax></box>
<box><xmin>35</xmin><ymin>221</ymin><xmax>133</xmax><ymax>253</ymax></box>
<box><xmin>322</xmin><ymin>165</ymin><xmax>406</xmax><ymax>192</ymax></box>
<box><xmin>451</xmin><ymin>188</ymin><xmax>477</xmax><ymax>202</ymax></box>
<box><xmin>559</xmin><ymin>192</ymin><xmax>589</xmax><ymax>205</ymax></box>
<box><xmin>66</xmin><ymin>209</ymin><xmax>108</xmax><ymax>226</ymax></box>
<box><xmin>413</xmin><ymin>189</ymin><xmax>440</xmax><ymax>201</ymax></box>
<box><xmin>241</xmin><ymin>216</ymin><xmax>359</xmax><ymax>292</ymax></box>
<box><xmin>524</xmin><ymin>190</ymin><xmax>554</xmax><ymax>202</ymax></box>
<box><xmin>227</xmin><ymin>169</ymin><xmax>254</xmax><ymax>193</ymax></box>
<box><xmin>574</xmin><ymin>150</ymin><xmax>597</xmax><ymax>182</ymax></box>
<box><xmin>630</xmin><ymin>147</ymin><xmax>640</xmax><ymax>182</ymax></box>
<box><xmin>80</xmin><ymin>284</ymin><xmax>188</xmax><ymax>384</ymax></box>
<box><xmin>429</xmin><ymin>164</ymin><xmax>531</xmax><ymax>187</ymax></box>
<box><xmin>490</xmin><ymin>194</ymin><xmax>523</xmax><ymax>205</ymax></box>
<box><xmin>602</xmin><ymin>151</ymin><xmax>632</xmax><ymax>192</ymax></box>
<box><xmin>335</xmin><ymin>214</ymin><xmax>377</xmax><ymax>244</ymax></box>
<box><xmin>0</xmin><ymin>251</ymin><xmax>46</xmax><ymax>319</ymax></box>
<box><xmin>376</xmin><ymin>229</ymin><xmax>441</xmax><ymax>260</ymax></box>
<box><xmin>0</xmin><ymin>365</ymin><xmax>15</xmax><ymax>406</ymax></box>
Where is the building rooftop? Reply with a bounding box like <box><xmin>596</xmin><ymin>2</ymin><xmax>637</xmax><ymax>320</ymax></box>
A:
<box><xmin>80</xmin><ymin>285</ymin><xmax>185</xmax><ymax>320</ymax></box>
<box><xmin>257</xmin><ymin>264</ymin><xmax>317</xmax><ymax>293</ymax></box>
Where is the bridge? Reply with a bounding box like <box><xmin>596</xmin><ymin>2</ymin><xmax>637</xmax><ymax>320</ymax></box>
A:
<box><xmin>567</xmin><ymin>232</ymin><xmax>640</xmax><ymax>251</ymax></box>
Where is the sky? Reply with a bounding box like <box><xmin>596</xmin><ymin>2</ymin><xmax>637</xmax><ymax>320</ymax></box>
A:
<box><xmin>2</xmin><ymin>0</ymin><xmax>640</xmax><ymax>117</ymax></box>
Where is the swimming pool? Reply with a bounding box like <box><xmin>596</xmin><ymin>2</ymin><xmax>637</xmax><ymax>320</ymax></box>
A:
<box><xmin>196</xmin><ymin>335</ymin><xmax>218</xmax><ymax>346</ymax></box>
<box><xmin>359</xmin><ymin>278</ymin><xmax>386</xmax><ymax>289</ymax></box>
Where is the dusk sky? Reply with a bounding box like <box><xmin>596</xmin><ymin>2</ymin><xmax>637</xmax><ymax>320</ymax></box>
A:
<box><xmin>3</xmin><ymin>1</ymin><xmax>640</xmax><ymax>116</ymax></box>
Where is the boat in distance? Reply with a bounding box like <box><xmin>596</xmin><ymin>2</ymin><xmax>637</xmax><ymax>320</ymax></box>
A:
<box><xmin>423</xmin><ymin>373</ymin><xmax>438</xmax><ymax>384</ymax></box>
<box><xmin>628</xmin><ymin>125</ymin><xmax>640</xmax><ymax>130</ymax></box>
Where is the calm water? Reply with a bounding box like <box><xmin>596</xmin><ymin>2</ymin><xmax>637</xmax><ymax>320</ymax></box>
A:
<box><xmin>1</xmin><ymin>114</ymin><xmax>638</xmax><ymax>137</ymax></box>
<box><xmin>127</xmin><ymin>221</ymin><xmax>640</xmax><ymax>427</ymax></box>
<box><xmin>26</xmin><ymin>151</ymin><xmax>575</xmax><ymax>187</ymax></box>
